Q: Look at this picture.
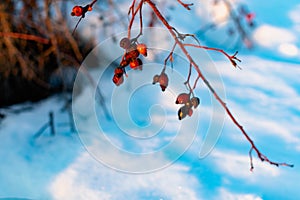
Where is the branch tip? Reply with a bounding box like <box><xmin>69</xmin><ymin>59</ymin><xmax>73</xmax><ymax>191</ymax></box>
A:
<box><xmin>177</xmin><ymin>0</ymin><xmax>193</xmax><ymax>10</ymax></box>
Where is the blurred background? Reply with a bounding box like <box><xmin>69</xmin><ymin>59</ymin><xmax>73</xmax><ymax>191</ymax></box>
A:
<box><xmin>0</xmin><ymin>0</ymin><xmax>300</xmax><ymax>199</ymax></box>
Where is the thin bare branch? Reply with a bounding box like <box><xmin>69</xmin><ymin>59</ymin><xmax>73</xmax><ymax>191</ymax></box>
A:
<box><xmin>0</xmin><ymin>32</ymin><xmax>49</xmax><ymax>44</ymax></box>
<box><xmin>177</xmin><ymin>0</ymin><xmax>193</xmax><ymax>10</ymax></box>
<box><xmin>183</xmin><ymin>43</ymin><xmax>241</xmax><ymax>69</ymax></box>
<box><xmin>127</xmin><ymin>0</ymin><xmax>144</xmax><ymax>39</ymax></box>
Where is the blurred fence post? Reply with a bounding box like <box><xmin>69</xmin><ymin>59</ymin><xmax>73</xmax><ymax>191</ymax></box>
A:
<box><xmin>49</xmin><ymin>111</ymin><xmax>55</xmax><ymax>136</ymax></box>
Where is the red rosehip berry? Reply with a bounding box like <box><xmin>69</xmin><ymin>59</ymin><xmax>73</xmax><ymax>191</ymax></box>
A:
<box><xmin>112</xmin><ymin>74</ymin><xmax>124</xmax><ymax>86</ymax></box>
<box><xmin>178</xmin><ymin>105</ymin><xmax>189</xmax><ymax>120</ymax></box>
<box><xmin>125</xmin><ymin>50</ymin><xmax>140</xmax><ymax>61</ymax></box>
<box><xmin>119</xmin><ymin>37</ymin><xmax>131</xmax><ymax>49</ymax></box>
<box><xmin>191</xmin><ymin>97</ymin><xmax>200</xmax><ymax>108</ymax></box>
<box><xmin>129</xmin><ymin>60</ymin><xmax>137</xmax><ymax>69</ymax></box>
<box><xmin>176</xmin><ymin>93</ymin><xmax>190</xmax><ymax>104</ymax></box>
<box><xmin>136</xmin><ymin>43</ymin><xmax>147</xmax><ymax>57</ymax></box>
<box><xmin>114</xmin><ymin>67</ymin><xmax>124</xmax><ymax>77</ymax></box>
<box><xmin>129</xmin><ymin>58</ymin><xmax>143</xmax><ymax>70</ymax></box>
<box><xmin>120</xmin><ymin>59</ymin><xmax>129</xmax><ymax>68</ymax></box>
<box><xmin>159</xmin><ymin>72</ymin><xmax>168</xmax><ymax>92</ymax></box>
<box><xmin>152</xmin><ymin>75</ymin><xmax>160</xmax><ymax>84</ymax></box>
<box><xmin>71</xmin><ymin>6</ymin><xmax>83</xmax><ymax>17</ymax></box>
<box><xmin>178</xmin><ymin>105</ymin><xmax>193</xmax><ymax>120</ymax></box>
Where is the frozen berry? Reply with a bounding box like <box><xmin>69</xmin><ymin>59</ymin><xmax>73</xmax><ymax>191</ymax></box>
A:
<box><xmin>120</xmin><ymin>59</ymin><xmax>129</xmax><ymax>68</ymax></box>
<box><xmin>71</xmin><ymin>6</ymin><xmax>83</xmax><ymax>17</ymax></box>
<box><xmin>178</xmin><ymin>105</ymin><xmax>189</xmax><ymax>120</ymax></box>
<box><xmin>125</xmin><ymin>49</ymin><xmax>140</xmax><ymax>60</ymax></box>
<box><xmin>159</xmin><ymin>72</ymin><xmax>168</xmax><ymax>92</ymax></box>
<box><xmin>176</xmin><ymin>93</ymin><xmax>190</xmax><ymax>104</ymax></box>
<box><xmin>119</xmin><ymin>37</ymin><xmax>131</xmax><ymax>49</ymax></box>
<box><xmin>191</xmin><ymin>97</ymin><xmax>200</xmax><ymax>108</ymax></box>
<box><xmin>114</xmin><ymin>67</ymin><xmax>124</xmax><ymax>77</ymax></box>
<box><xmin>137</xmin><ymin>43</ymin><xmax>147</xmax><ymax>57</ymax></box>
<box><xmin>152</xmin><ymin>75</ymin><xmax>160</xmax><ymax>84</ymax></box>
<box><xmin>129</xmin><ymin>58</ymin><xmax>143</xmax><ymax>70</ymax></box>
<box><xmin>113</xmin><ymin>74</ymin><xmax>124</xmax><ymax>86</ymax></box>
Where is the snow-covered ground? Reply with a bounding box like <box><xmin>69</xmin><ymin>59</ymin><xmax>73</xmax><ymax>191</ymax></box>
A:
<box><xmin>1</xmin><ymin>0</ymin><xmax>300</xmax><ymax>199</ymax></box>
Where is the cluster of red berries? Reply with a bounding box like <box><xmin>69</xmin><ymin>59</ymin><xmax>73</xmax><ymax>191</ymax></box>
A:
<box><xmin>112</xmin><ymin>37</ymin><xmax>148</xmax><ymax>86</ymax></box>
<box><xmin>112</xmin><ymin>39</ymin><xmax>199</xmax><ymax>121</ymax></box>
<box><xmin>175</xmin><ymin>93</ymin><xmax>200</xmax><ymax>120</ymax></box>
